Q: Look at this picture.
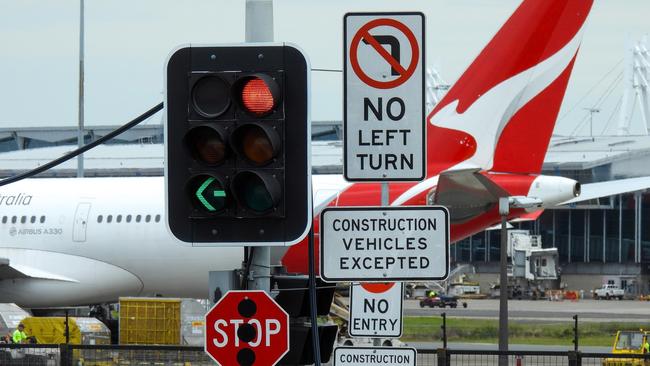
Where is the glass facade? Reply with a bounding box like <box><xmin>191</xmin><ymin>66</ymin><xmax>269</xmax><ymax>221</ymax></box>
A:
<box><xmin>454</xmin><ymin>193</ymin><xmax>650</xmax><ymax>265</ymax></box>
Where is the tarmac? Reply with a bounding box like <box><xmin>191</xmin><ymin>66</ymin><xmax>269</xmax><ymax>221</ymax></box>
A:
<box><xmin>403</xmin><ymin>298</ymin><xmax>650</xmax><ymax>322</ymax></box>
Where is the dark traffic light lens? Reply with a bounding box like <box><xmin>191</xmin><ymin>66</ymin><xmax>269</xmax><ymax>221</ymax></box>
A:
<box><xmin>185</xmin><ymin>126</ymin><xmax>229</xmax><ymax>165</ymax></box>
<box><xmin>187</xmin><ymin>175</ymin><xmax>228</xmax><ymax>213</ymax></box>
<box><xmin>235</xmin><ymin>74</ymin><xmax>280</xmax><ymax>117</ymax></box>
<box><xmin>231</xmin><ymin>124</ymin><xmax>280</xmax><ymax>166</ymax></box>
<box><xmin>232</xmin><ymin>171</ymin><xmax>280</xmax><ymax>213</ymax></box>
<box><xmin>191</xmin><ymin>75</ymin><xmax>230</xmax><ymax>118</ymax></box>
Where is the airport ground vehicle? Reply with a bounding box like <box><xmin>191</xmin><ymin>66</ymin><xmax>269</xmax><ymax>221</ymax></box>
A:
<box><xmin>603</xmin><ymin>330</ymin><xmax>650</xmax><ymax>366</ymax></box>
<box><xmin>419</xmin><ymin>295</ymin><xmax>465</xmax><ymax>309</ymax></box>
<box><xmin>595</xmin><ymin>284</ymin><xmax>625</xmax><ymax>300</ymax></box>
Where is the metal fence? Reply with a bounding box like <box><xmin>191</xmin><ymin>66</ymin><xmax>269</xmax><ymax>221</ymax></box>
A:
<box><xmin>420</xmin><ymin>349</ymin><xmax>650</xmax><ymax>366</ymax></box>
<box><xmin>2</xmin><ymin>344</ymin><xmax>650</xmax><ymax>366</ymax></box>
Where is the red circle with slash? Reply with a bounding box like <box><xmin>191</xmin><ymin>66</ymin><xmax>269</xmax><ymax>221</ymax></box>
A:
<box><xmin>349</xmin><ymin>18</ymin><xmax>420</xmax><ymax>89</ymax></box>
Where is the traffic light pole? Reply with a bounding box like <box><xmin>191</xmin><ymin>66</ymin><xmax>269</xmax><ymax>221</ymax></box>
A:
<box><xmin>244</xmin><ymin>0</ymin><xmax>274</xmax><ymax>294</ymax></box>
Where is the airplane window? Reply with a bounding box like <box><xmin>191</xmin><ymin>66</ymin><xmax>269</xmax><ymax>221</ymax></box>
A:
<box><xmin>40</xmin><ymin>216</ymin><xmax>45</xmax><ymax>223</ymax></box>
<box><xmin>30</xmin><ymin>216</ymin><xmax>36</xmax><ymax>223</ymax></box>
<box><xmin>107</xmin><ymin>215</ymin><xmax>113</xmax><ymax>223</ymax></box>
<box><xmin>145</xmin><ymin>215</ymin><xmax>151</xmax><ymax>223</ymax></box>
<box><xmin>116</xmin><ymin>215</ymin><xmax>122</xmax><ymax>223</ymax></box>
<box><xmin>11</xmin><ymin>216</ymin><xmax>16</xmax><ymax>224</ymax></box>
<box><xmin>20</xmin><ymin>216</ymin><xmax>26</xmax><ymax>224</ymax></box>
<box><xmin>136</xmin><ymin>215</ymin><xmax>141</xmax><ymax>223</ymax></box>
<box><xmin>97</xmin><ymin>215</ymin><xmax>103</xmax><ymax>223</ymax></box>
<box><xmin>1</xmin><ymin>216</ymin><xmax>6</xmax><ymax>224</ymax></box>
<box><xmin>126</xmin><ymin>215</ymin><xmax>132</xmax><ymax>223</ymax></box>
<box><xmin>155</xmin><ymin>214</ymin><xmax>161</xmax><ymax>223</ymax></box>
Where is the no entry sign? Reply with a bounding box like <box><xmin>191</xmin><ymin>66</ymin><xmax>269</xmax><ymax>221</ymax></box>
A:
<box><xmin>349</xmin><ymin>282</ymin><xmax>403</xmax><ymax>338</ymax></box>
<box><xmin>344</xmin><ymin>12</ymin><xmax>425</xmax><ymax>181</ymax></box>
<box><xmin>204</xmin><ymin>290</ymin><xmax>289</xmax><ymax>366</ymax></box>
<box><xmin>320</xmin><ymin>206</ymin><xmax>449</xmax><ymax>282</ymax></box>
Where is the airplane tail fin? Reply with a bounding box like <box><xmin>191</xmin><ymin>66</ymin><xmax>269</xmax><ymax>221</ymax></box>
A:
<box><xmin>427</xmin><ymin>0</ymin><xmax>593</xmax><ymax>176</ymax></box>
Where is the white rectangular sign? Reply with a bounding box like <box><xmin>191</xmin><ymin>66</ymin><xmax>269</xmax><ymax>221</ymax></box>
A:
<box><xmin>334</xmin><ymin>347</ymin><xmax>417</xmax><ymax>366</ymax></box>
<box><xmin>349</xmin><ymin>282</ymin><xmax>403</xmax><ymax>338</ymax></box>
<box><xmin>320</xmin><ymin>206</ymin><xmax>449</xmax><ymax>282</ymax></box>
<box><xmin>344</xmin><ymin>12</ymin><xmax>425</xmax><ymax>181</ymax></box>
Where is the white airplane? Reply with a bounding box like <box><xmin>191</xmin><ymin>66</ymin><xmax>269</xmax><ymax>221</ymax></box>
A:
<box><xmin>0</xmin><ymin>175</ymin><xmax>343</xmax><ymax>308</ymax></box>
<box><xmin>2</xmin><ymin>0</ymin><xmax>650</xmax><ymax>308</ymax></box>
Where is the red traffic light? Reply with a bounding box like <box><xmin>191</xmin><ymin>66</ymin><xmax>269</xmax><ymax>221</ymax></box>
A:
<box><xmin>235</xmin><ymin>75</ymin><xmax>280</xmax><ymax>117</ymax></box>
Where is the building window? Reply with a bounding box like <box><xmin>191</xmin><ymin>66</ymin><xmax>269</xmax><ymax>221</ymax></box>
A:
<box><xmin>97</xmin><ymin>215</ymin><xmax>103</xmax><ymax>223</ymax></box>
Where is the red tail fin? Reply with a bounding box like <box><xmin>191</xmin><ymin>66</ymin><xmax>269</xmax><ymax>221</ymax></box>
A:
<box><xmin>427</xmin><ymin>0</ymin><xmax>593</xmax><ymax>176</ymax></box>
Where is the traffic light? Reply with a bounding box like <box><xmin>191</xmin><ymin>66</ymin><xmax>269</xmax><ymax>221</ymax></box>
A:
<box><xmin>165</xmin><ymin>45</ymin><xmax>311</xmax><ymax>245</ymax></box>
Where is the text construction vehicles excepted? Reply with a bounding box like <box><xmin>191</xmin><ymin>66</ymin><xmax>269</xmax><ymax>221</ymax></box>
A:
<box><xmin>320</xmin><ymin>206</ymin><xmax>449</xmax><ymax>282</ymax></box>
<box><xmin>344</xmin><ymin>12</ymin><xmax>425</xmax><ymax>182</ymax></box>
<box><xmin>334</xmin><ymin>347</ymin><xmax>417</xmax><ymax>366</ymax></box>
<box><xmin>349</xmin><ymin>282</ymin><xmax>403</xmax><ymax>338</ymax></box>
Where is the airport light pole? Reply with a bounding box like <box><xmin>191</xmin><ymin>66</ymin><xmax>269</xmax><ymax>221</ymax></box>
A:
<box><xmin>498</xmin><ymin>197</ymin><xmax>509</xmax><ymax>366</ymax></box>
<box><xmin>498</xmin><ymin>196</ymin><xmax>543</xmax><ymax>366</ymax></box>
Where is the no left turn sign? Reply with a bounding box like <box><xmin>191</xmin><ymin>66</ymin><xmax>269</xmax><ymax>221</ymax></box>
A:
<box><xmin>344</xmin><ymin>12</ymin><xmax>425</xmax><ymax>182</ymax></box>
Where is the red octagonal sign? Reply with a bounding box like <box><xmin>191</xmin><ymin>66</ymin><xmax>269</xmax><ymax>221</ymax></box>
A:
<box><xmin>205</xmin><ymin>290</ymin><xmax>289</xmax><ymax>366</ymax></box>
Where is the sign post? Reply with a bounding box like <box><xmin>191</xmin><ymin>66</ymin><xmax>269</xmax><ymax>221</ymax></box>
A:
<box><xmin>344</xmin><ymin>12</ymin><xmax>425</xmax><ymax>182</ymax></box>
<box><xmin>204</xmin><ymin>290</ymin><xmax>289</xmax><ymax>366</ymax></box>
<box><xmin>349</xmin><ymin>282</ymin><xmax>403</xmax><ymax>338</ymax></box>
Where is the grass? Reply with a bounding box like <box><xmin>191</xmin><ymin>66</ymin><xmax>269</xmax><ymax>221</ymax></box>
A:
<box><xmin>402</xmin><ymin>317</ymin><xmax>650</xmax><ymax>347</ymax></box>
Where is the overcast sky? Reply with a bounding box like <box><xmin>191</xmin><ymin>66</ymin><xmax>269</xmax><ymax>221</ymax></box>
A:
<box><xmin>0</xmin><ymin>0</ymin><xmax>648</xmax><ymax>136</ymax></box>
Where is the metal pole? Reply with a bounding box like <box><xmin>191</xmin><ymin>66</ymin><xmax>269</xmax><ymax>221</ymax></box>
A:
<box><xmin>77</xmin><ymin>0</ymin><xmax>85</xmax><ymax>178</ymax></box>
<box><xmin>572</xmin><ymin>314</ymin><xmax>579</xmax><ymax>351</ymax></box>
<box><xmin>373</xmin><ymin>182</ymin><xmax>390</xmax><ymax>347</ymax></box>
<box><xmin>498</xmin><ymin>197</ymin><xmax>509</xmax><ymax>366</ymax></box>
<box><xmin>244</xmin><ymin>0</ymin><xmax>273</xmax><ymax>293</ymax></box>
<box><xmin>441</xmin><ymin>312</ymin><xmax>447</xmax><ymax>349</ymax></box>
<box><xmin>65</xmin><ymin>309</ymin><xmax>70</xmax><ymax>344</ymax></box>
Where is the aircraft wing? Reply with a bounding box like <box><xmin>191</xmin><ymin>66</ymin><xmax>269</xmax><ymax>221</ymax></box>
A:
<box><xmin>561</xmin><ymin>176</ymin><xmax>650</xmax><ymax>205</ymax></box>
<box><xmin>0</xmin><ymin>257</ymin><xmax>77</xmax><ymax>282</ymax></box>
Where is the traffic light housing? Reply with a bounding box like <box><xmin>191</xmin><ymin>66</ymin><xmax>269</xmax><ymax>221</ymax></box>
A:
<box><xmin>165</xmin><ymin>45</ymin><xmax>311</xmax><ymax>245</ymax></box>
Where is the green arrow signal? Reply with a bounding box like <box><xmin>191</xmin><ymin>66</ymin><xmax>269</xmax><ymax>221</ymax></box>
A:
<box><xmin>195</xmin><ymin>177</ymin><xmax>225</xmax><ymax>212</ymax></box>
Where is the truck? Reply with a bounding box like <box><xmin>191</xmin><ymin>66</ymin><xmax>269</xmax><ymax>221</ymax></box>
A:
<box><xmin>603</xmin><ymin>330</ymin><xmax>650</xmax><ymax>366</ymax></box>
<box><xmin>595</xmin><ymin>284</ymin><xmax>625</xmax><ymax>300</ymax></box>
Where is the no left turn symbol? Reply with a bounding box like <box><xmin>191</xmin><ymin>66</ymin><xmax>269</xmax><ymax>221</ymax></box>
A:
<box><xmin>350</xmin><ymin>18</ymin><xmax>420</xmax><ymax>89</ymax></box>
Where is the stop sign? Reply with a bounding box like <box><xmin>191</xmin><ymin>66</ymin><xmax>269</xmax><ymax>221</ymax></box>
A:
<box><xmin>205</xmin><ymin>290</ymin><xmax>289</xmax><ymax>366</ymax></box>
